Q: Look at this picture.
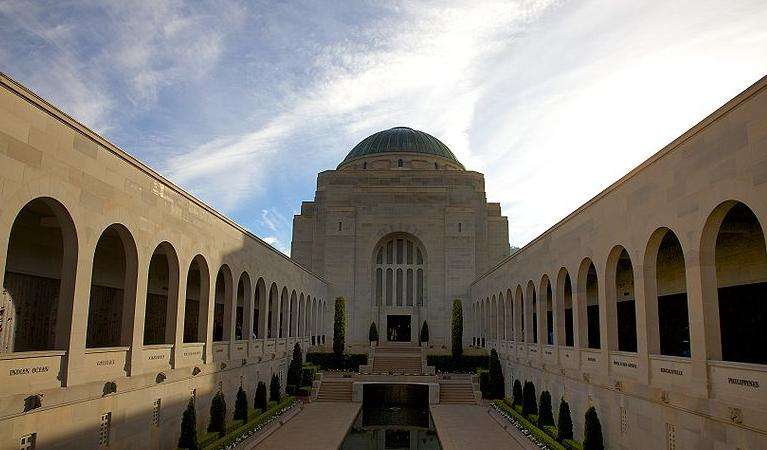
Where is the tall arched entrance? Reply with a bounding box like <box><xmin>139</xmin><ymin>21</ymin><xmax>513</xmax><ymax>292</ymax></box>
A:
<box><xmin>372</xmin><ymin>233</ymin><xmax>426</xmax><ymax>343</ymax></box>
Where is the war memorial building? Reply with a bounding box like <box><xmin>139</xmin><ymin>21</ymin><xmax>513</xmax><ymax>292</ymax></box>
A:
<box><xmin>0</xmin><ymin>70</ymin><xmax>766</xmax><ymax>449</ymax></box>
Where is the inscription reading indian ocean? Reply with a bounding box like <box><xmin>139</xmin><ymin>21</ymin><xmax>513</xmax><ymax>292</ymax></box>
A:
<box><xmin>9</xmin><ymin>366</ymin><xmax>49</xmax><ymax>376</ymax></box>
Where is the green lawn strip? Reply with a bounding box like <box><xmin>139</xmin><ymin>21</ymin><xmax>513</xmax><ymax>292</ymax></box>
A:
<box><xmin>199</xmin><ymin>397</ymin><xmax>296</xmax><ymax>450</ymax></box>
<box><xmin>492</xmin><ymin>400</ymin><xmax>566</xmax><ymax>450</ymax></box>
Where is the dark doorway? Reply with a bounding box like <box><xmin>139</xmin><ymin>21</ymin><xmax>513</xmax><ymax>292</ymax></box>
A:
<box><xmin>387</xmin><ymin>315</ymin><xmax>411</xmax><ymax>342</ymax></box>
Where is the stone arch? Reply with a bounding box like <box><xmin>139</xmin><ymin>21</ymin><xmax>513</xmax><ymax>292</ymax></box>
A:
<box><xmin>526</xmin><ymin>280</ymin><xmax>537</xmax><ymax>343</ymax></box>
<box><xmin>498</xmin><ymin>291</ymin><xmax>505</xmax><ymax>341</ymax></box>
<box><xmin>2</xmin><ymin>197</ymin><xmax>78</xmax><ymax>352</ymax></box>
<box><xmin>372</xmin><ymin>232</ymin><xmax>427</xmax><ymax>309</ymax></box>
<box><xmin>144</xmin><ymin>242</ymin><xmax>179</xmax><ymax>345</ymax></box>
<box><xmin>212</xmin><ymin>264</ymin><xmax>233</xmax><ymax>342</ymax></box>
<box><xmin>701</xmin><ymin>200</ymin><xmax>767</xmax><ymax>363</ymax></box>
<box><xmin>289</xmin><ymin>290</ymin><xmax>298</xmax><ymax>337</ymax></box>
<box><xmin>556</xmin><ymin>267</ymin><xmax>574</xmax><ymax>347</ymax></box>
<box><xmin>540</xmin><ymin>275</ymin><xmax>554</xmax><ymax>345</ymax></box>
<box><xmin>236</xmin><ymin>271</ymin><xmax>251</xmax><ymax>340</ymax></box>
<box><xmin>184</xmin><ymin>255</ymin><xmax>209</xmax><ymax>343</ymax></box>
<box><xmin>86</xmin><ymin>223</ymin><xmax>138</xmax><ymax>348</ymax></box>
<box><xmin>514</xmin><ymin>285</ymin><xmax>524</xmax><ymax>341</ymax></box>
<box><xmin>298</xmin><ymin>293</ymin><xmax>305</xmax><ymax>337</ymax></box>
<box><xmin>254</xmin><ymin>277</ymin><xmax>266</xmax><ymax>339</ymax></box>
<box><xmin>644</xmin><ymin>227</ymin><xmax>690</xmax><ymax>357</ymax></box>
<box><xmin>489</xmin><ymin>295</ymin><xmax>496</xmax><ymax>340</ymax></box>
<box><xmin>505</xmin><ymin>288</ymin><xmax>513</xmax><ymax>341</ymax></box>
<box><xmin>606</xmin><ymin>245</ymin><xmax>637</xmax><ymax>352</ymax></box>
<box><xmin>280</xmin><ymin>287</ymin><xmax>289</xmax><ymax>338</ymax></box>
<box><xmin>268</xmin><ymin>282</ymin><xmax>279</xmax><ymax>338</ymax></box>
<box><xmin>577</xmin><ymin>258</ymin><xmax>600</xmax><ymax>349</ymax></box>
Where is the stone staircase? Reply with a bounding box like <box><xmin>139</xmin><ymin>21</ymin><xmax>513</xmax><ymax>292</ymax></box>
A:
<box><xmin>438</xmin><ymin>377</ymin><xmax>478</xmax><ymax>404</ymax></box>
<box><xmin>316</xmin><ymin>378</ymin><xmax>353</xmax><ymax>402</ymax></box>
<box><xmin>371</xmin><ymin>344</ymin><xmax>423</xmax><ymax>374</ymax></box>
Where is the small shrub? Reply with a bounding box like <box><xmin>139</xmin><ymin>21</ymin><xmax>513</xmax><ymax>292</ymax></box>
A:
<box><xmin>427</xmin><ymin>355</ymin><xmax>488</xmax><ymax>373</ymax></box>
<box><xmin>557</xmin><ymin>398</ymin><xmax>574</xmax><ymax>442</ymax></box>
<box><xmin>178</xmin><ymin>397</ymin><xmax>198</xmax><ymax>450</ymax></box>
<box><xmin>287</xmin><ymin>343</ymin><xmax>303</xmax><ymax>388</ymax></box>
<box><xmin>270</xmin><ymin>374</ymin><xmax>281</xmax><ymax>403</ymax></box>
<box><xmin>451</xmin><ymin>300</ymin><xmax>463</xmax><ymax>358</ymax></box>
<box><xmin>538</xmin><ymin>390</ymin><xmax>554</xmax><ymax>427</ymax></box>
<box><xmin>255</xmin><ymin>381</ymin><xmax>267</xmax><ymax>412</ymax></box>
<box><xmin>333</xmin><ymin>297</ymin><xmax>346</xmax><ymax>356</ymax></box>
<box><xmin>477</xmin><ymin>368</ymin><xmax>490</xmax><ymax>398</ymax></box>
<box><xmin>487</xmin><ymin>349</ymin><xmax>504</xmax><ymax>399</ymax></box>
<box><xmin>306</xmin><ymin>352</ymin><xmax>367</xmax><ymax>371</ymax></box>
<box><xmin>512</xmin><ymin>379</ymin><xmax>523</xmax><ymax>407</ymax></box>
<box><xmin>369</xmin><ymin>322</ymin><xmax>378</xmax><ymax>342</ymax></box>
<box><xmin>522</xmin><ymin>381</ymin><xmax>538</xmax><ymax>417</ymax></box>
<box><xmin>301</xmin><ymin>364</ymin><xmax>317</xmax><ymax>386</ymax></box>
<box><xmin>419</xmin><ymin>321</ymin><xmax>429</xmax><ymax>344</ymax></box>
<box><xmin>583</xmin><ymin>406</ymin><xmax>604</xmax><ymax>450</ymax></box>
<box><xmin>208</xmin><ymin>390</ymin><xmax>227</xmax><ymax>436</ymax></box>
<box><xmin>234</xmin><ymin>386</ymin><xmax>248</xmax><ymax>425</ymax></box>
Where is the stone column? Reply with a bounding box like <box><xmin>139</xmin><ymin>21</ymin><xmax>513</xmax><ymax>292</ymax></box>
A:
<box><xmin>632</xmin><ymin>258</ymin><xmax>651</xmax><ymax>385</ymax></box>
<box><xmin>63</xmin><ymin>238</ymin><xmax>96</xmax><ymax>385</ymax></box>
<box><xmin>128</xmin><ymin>250</ymin><xmax>151</xmax><ymax>375</ymax></box>
<box><xmin>171</xmin><ymin>255</ymin><xmax>189</xmax><ymax>368</ymax></box>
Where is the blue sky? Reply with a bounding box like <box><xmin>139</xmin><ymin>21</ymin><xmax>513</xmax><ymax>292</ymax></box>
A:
<box><xmin>1</xmin><ymin>1</ymin><xmax>766</xmax><ymax>254</ymax></box>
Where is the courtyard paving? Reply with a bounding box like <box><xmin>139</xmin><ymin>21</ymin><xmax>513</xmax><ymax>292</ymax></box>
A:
<box><xmin>251</xmin><ymin>401</ymin><xmax>361</xmax><ymax>450</ymax></box>
<box><xmin>431</xmin><ymin>404</ymin><xmax>526</xmax><ymax>450</ymax></box>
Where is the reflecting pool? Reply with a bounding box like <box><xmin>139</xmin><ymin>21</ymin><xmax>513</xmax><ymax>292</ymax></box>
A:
<box><xmin>340</xmin><ymin>383</ymin><xmax>442</xmax><ymax>450</ymax></box>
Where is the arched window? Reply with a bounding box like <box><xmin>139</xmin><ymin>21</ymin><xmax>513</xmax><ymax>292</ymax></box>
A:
<box><xmin>3</xmin><ymin>198</ymin><xmax>78</xmax><ymax>352</ymax></box>
<box><xmin>373</xmin><ymin>235</ymin><xmax>426</xmax><ymax>308</ymax></box>
<box><xmin>703</xmin><ymin>201</ymin><xmax>767</xmax><ymax>364</ymax></box>
<box><xmin>398</xmin><ymin>159</ymin><xmax>403</xmax><ymax>167</ymax></box>
<box><xmin>87</xmin><ymin>224</ymin><xmax>138</xmax><ymax>348</ymax></box>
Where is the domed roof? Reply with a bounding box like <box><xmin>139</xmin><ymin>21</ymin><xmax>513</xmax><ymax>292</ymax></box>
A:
<box><xmin>341</xmin><ymin>127</ymin><xmax>463</xmax><ymax>168</ymax></box>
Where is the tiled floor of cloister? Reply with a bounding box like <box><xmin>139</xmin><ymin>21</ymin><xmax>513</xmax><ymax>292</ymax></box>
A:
<box><xmin>252</xmin><ymin>401</ymin><xmax>361</xmax><ymax>450</ymax></box>
<box><xmin>430</xmin><ymin>404</ymin><xmax>525</xmax><ymax>450</ymax></box>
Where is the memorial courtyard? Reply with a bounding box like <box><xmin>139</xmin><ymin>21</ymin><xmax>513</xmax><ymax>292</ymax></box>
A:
<box><xmin>1</xmin><ymin>2</ymin><xmax>767</xmax><ymax>449</ymax></box>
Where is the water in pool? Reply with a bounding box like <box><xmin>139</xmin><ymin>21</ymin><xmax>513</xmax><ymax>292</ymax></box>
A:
<box><xmin>340</xmin><ymin>384</ymin><xmax>442</xmax><ymax>450</ymax></box>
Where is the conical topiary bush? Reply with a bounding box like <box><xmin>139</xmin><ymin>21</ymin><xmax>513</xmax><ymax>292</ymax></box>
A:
<box><xmin>557</xmin><ymin>397</ymin><xmax>574</xmax><ymax>442</ymax></box>
<box><xmin>522</xmin><ymin>381</ymin><xmax>538</xmax><ymax>417</ymax></box>
<box><xmin>287</xmin><ymin>343</ymin><xmax>303</xmax><ymax>393</ymax></box>
<box><xmin>255</xmin><ymin>381</ymin><xmax>267</xmax><ymax>412</ymax></box>
<box><xmin>234</xmin><ymin>385</ymin><xmax>248</xmax><ymax>425</ymax></box>
<box><xmin>537</xmin><ymin>390</ymin><xmax>554</xmax><ymax>427</ymax></box>
<box><xmin>512</xmin><ymin>379</ymin><xmax>523</xmax><ymax>407</ymax></box>
<box><xmin>270</xmin><ymin>373</ymin><xmax>281</xmax><ymax>403</ymax></box>
<box><xmin>369</xmin><ymin>321</ymin><xmax>378</xmax><ymax>343</ymax></box>
<box><xmin>208</xmin><ymin>390</ymin><xmax>227</xmax><ymax>436</ymax></box>
<box><xmin>583</xmin><ymin>406</ymin><xmax>604</xmax><ymax>450</ymax></box>
<box><xmin>451</xmin><ymin>300</ymin><xmax>463</xmax><ymax>358</ymax></box>
<box><xmin>419</xmin><ymin>321</ymin><xmax>429</xmax><ymax>344</ymax></box>
<box><xmin>178</xmin><ymin>397</ymin><xmax>198</xmax><ymax>450</ymax></box>
<box><xmin>488</xmin><ymin>349</ymin><xmax>504</xmax><ymax>399</ymax></box>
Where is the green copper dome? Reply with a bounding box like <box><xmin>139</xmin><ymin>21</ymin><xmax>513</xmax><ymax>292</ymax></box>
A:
<box><xmin>341</xmin><ymin>127</ymin><xmax>463</xmax><ymax>168</ymax></box>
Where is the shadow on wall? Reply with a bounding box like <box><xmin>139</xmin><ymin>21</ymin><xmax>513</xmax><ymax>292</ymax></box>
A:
<box><xmin>0</xmin><ymin>203</ymin><xmax>322</xmax><ymax>448</ymax></box>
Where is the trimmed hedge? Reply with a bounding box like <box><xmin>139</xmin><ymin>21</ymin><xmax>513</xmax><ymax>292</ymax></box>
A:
<box><xmin>494</xmin><ymin>400</ymin><xmax>566</xmax><ymax>450</ymax></box>
<box><xmin>427</xmin><ymin>355</ymin><xmax>488</xmax><ymax>373</ymax></box>
<box><xmin>306</xmin><ymin>352</ymin><xmax>367</xmax><ymax>371</ymax></box>
<box><xmin>200</xmin><ymin>397</ymin><xmax>296</xmax><ymax>450</ymax></box>
<box><xmin>301</xmin><ymin>364</ymin><xmax>318</xmax><ymax>386</ymax></box>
